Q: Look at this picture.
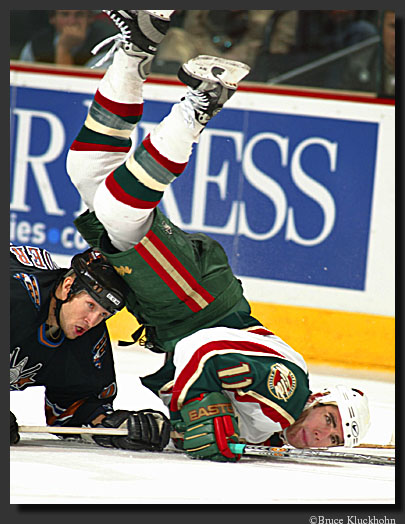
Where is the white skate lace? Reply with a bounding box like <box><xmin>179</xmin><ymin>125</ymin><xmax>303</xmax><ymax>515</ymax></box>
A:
<box><xmin>180</xmin><ymin>88</ymin><xmax>210</xmax><ymax>129</ymax></box>
<box><xmin>106</xmin><ymin>10</ymin><xmax>133</xmax><ymax>40</ymax></box>
<box><xmin>90</xmin><ymin>34</ymin><xmax>126</xmax><ymax>68</ymax></box>
<box><xmin>91</xmin><ymin>10</ymin><xmax>134</xmax><ymax>68</ymax></box>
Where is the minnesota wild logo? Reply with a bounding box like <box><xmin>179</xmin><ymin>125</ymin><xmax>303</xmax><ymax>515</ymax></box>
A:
<box><xmin>267</xmin><ymin>363</ymin><xmax>297</xmax><ymax>402</ymax></box>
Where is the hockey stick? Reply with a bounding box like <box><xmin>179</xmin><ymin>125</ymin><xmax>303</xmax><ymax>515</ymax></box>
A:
<box><xmin>18</xmin><ymin>426</ymin><xmax>394</xmax><ymax>466</ymax></box>
<box><xmin>19</xmin><ymin>425</ymin><xmax>127</xmax><ymax>436</ymax></box>
<box><xmin>228</xmin><ymin>443</ymin><xmax>395</xmax><ymax>466</ymax></box>
<box><xmin>19</xmin><ymin>426</ymin><xmax>395</xmax><ymax>449</ymax></box>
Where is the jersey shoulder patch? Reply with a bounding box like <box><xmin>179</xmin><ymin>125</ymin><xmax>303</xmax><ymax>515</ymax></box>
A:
<box><xmin>267</xmin><ymin>362</ymin><xmax>297</xmax><ymax>402</ymax></box>
<box><xmin>13</xmin><ymin>272</ymin><xmax>41</xmax><ymax>310</ymax></box>
<box><xmin>92</xmin><ymin>331</ymin><xmax>108</xmax><ymax>369</ymax></box>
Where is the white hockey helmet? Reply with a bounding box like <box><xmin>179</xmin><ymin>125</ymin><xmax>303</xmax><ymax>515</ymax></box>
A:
<box><xmin>312</xmin><ymin>385</ymin><xmax>371</xmax><ymax>447</ymax></box>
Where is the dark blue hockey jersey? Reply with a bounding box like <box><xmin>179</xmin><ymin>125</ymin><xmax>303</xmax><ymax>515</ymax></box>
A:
<box><xmin>10</xmin><ymin>244</ymin><xmax>118</xmax><ymax>427</ymax></box>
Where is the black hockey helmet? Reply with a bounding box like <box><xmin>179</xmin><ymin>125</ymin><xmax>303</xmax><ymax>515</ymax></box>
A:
<box><xmin>67</xmin><ymin>248</ymin><xmax>129</xmax><ymax>315</ymax></box>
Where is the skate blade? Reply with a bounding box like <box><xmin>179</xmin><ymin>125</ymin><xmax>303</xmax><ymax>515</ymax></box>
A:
<box><xmin>183</xmin><ymin>55</ymin><xmax>250</xmax><ymax>89</ymax></box>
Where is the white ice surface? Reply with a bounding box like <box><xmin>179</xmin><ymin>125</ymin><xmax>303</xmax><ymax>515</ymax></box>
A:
<box><xmin>10</xmin><ymin>345</ymin><xmax>395</xmax><ymax>505</ymax></box>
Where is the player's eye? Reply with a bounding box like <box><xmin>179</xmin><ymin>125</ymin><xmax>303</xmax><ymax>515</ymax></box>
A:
<box><xmin>330</xmin><ymin>435</ymin><xmax>341</xmax><ymax>446</ymax></box>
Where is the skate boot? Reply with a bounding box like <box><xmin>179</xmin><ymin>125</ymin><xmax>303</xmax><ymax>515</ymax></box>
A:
<box><xmin>178</xmin><ymin>55</ymin><xmax>250</xmax><ymax>127</ymax></box>
<box><xmin>91</xmin><ymin>10</ymin><xmax>174</xmax><ymax>78</ymax></box>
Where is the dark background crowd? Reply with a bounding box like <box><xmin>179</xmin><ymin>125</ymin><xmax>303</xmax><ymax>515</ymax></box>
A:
<box><xmin>10</xmin><ymin>10</ymin><xmax>395</xmax><ymax>98</ymax></box>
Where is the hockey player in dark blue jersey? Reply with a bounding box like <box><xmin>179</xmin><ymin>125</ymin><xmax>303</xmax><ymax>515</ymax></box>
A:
<box><xmin>10</xmin><ymin>243</ymin><xmax>170</xmax><ymax>451</ymax></box>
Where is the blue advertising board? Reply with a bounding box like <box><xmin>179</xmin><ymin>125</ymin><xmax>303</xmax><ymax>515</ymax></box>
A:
<box><xmin>10</xmin><ymin>81</ymin><xmax>378</xmax><ymax>291</ymax></box>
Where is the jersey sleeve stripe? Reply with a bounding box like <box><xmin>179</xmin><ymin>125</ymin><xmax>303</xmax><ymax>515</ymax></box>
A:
<box><xmin>233</xmin><ymin>389</ymin><xmax>295</xmax><ymax>427</ymax></box>
<box><xmin>45</xmin><ymin>398</ymin><xmax>87</xmax><ymax>426</ymax></box>
<box><xmin>135</xmin><ymin>242</ymin><xmax>204</xmax><ymax>312</ymax></box>
<box><xmin>135</xmin><ymin>230</ymin><xmax>214</xmax><ymax>311</ymax></box>
<box><xmin>171</xmin><ymin>339</ymin><xmax>286</xmax><ymax>411</ymax></box>
<box><xmin>146</xmin><ymin>231</ymin><xmax>215</xmax><ymax>305</ymax></box>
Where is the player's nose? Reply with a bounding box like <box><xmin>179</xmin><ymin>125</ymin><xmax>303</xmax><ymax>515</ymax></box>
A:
<box><xmin>313</xmin><ymin>427</ymin><xmax>330</xmax><ymax>441</ymax></box>
<box><xmin>85</xmin><ymin>311</ymin><xmax>102</xmax><ymax>328</ymax></box>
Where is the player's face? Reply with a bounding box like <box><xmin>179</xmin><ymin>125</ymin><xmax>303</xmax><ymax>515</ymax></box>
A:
<box><xmin>285</xmin><ymin>404</ymin><xmax>344</xmax><ymax>448</ymax></box>
<box><xmin>59</xmin><ymin>291</ymin><xmax>111</xmax><ymax>339</ymax></box>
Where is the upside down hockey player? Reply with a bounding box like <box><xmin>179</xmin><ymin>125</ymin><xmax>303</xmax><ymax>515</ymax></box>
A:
<box><xmin>66</xmin><ymin>10</ymin><xmax>371</xmax><ymax>462</ymax></box>
<box><xmin>10</xmin><ymin>244</ymin><xmax>170</xmax><ymax>450</ymax></box>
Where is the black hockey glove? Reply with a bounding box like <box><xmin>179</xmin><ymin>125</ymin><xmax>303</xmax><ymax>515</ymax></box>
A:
<box><xmin>10</xmin><ymin>412</ymin><xmax>20</xmax><ymax>445</ymax></box>
<box><xmin>92</xmin><ymin>409</ymin><xmax>171</xmax><ymax>451</ymax></box>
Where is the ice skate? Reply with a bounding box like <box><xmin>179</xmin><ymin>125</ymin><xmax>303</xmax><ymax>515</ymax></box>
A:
<box><xmin>91</xmin><ymin>10</ymin><xmax>174</xmax><ymax>78</ymax></box>
<box><xmin>177</xmin><ymin>55</ymin><xmax>250</xmax><ymax>126</ymax></box>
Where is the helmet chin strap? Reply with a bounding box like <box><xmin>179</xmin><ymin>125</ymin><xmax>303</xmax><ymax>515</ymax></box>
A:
<box><xmin>53</xmin><ymin>296</ymin><xmax>66</xmax><ymax>328</ymax></box>
<box><xmin>44</xmin><ymin>295</ymin><xmax>66</xmax><ymax>340</ymax></box>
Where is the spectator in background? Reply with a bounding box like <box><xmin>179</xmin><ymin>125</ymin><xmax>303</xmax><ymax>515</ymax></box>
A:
<box><xmin>19</xmin><ymin>10</ymin><xmax>116</xmax><ymax>67</ymax></box>
<box><xmin>153</xmin><ymin>10</ymin><xmax>298</xmax><ymax>74</ymax></box>
<box><xmin>342</xmin><ymin>10</ymin><xmax>395</xmax><ymax>96</ymax></box>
